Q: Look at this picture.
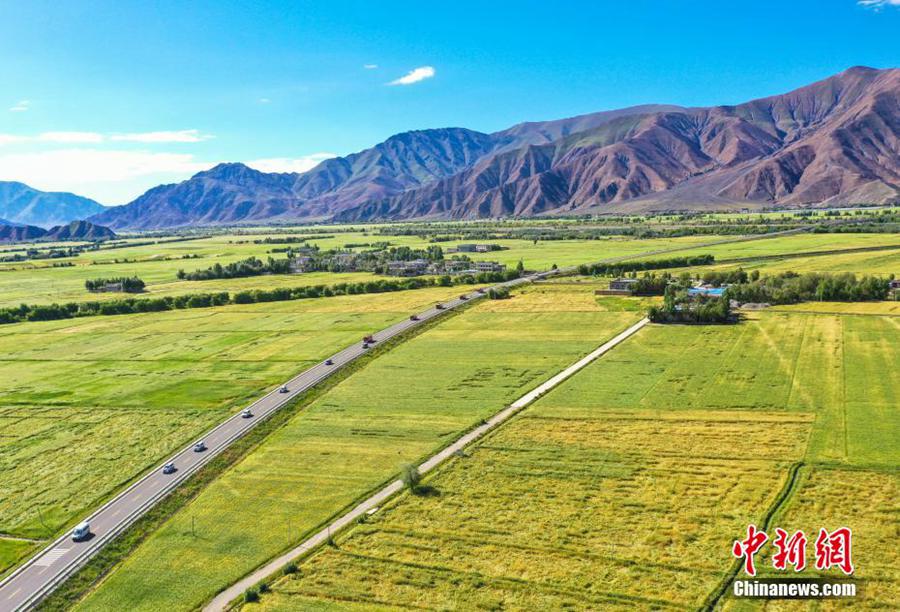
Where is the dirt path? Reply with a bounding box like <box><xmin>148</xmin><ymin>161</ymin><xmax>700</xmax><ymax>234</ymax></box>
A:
<box><xmin>205</xmin><ymin>317</ymin><xmax>650</xmax><ymax>611</ymax></box>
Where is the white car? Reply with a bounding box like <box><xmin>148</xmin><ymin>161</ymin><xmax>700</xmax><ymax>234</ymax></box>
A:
<box><xmin>71</xmin><ymin>521</ymin><xmax>91</xmax><ymax>542</ymax></box>
<box><xmin>193</xmin><ymin>441</ymin><xmax>207</xmax><ymax>452</ymax></box>
<box><xmin>241</xmin><ymin>409</ymin><xmax>253</xmax><ymax>418</ymax></box>
<box><xmin>279</xmin><ymin>385</ymin><xmax>289</xmax><ymax>394</ymax></box>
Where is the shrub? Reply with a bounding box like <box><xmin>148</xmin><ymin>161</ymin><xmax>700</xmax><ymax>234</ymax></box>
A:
<box><xmin>243</xmin><ymin>588</ymin><xmax>259</xmax><ymax>603</ymax></box>
<box><xmin>401</xmin><ymin>464</ymin><xmax>421</xmax><ymax>492</ymax></box>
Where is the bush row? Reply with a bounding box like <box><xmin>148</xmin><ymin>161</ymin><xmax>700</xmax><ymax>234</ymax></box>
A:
<box><xmin>578</xmin><ymin>254</ymin><xmax>714</xmax><ymax>276</ymax></box>
<box><xmin>84</xmin><ymin>276</ymin><xmax>146</xmax><ymax>292</ymax></box>
<box><xmin>0</xmin><ymin>271</ymin><xmax>522</xmax><ymax>326</ymax></box>
<box><xmin>726</xmin><ymin>271</ymin><xmax>890</xmax><ymax>304</ymax></box>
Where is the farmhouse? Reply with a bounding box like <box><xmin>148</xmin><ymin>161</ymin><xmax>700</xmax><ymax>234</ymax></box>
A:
<box><xmin>595</xmin><ymin>278</ymin><xmax>639</xmax><ymax>296</ymax></box>
<box><xmin>386</xmin><ymin>259</ymin><xmax>430</xmax><ymax>276</ymax></box>
<box><xmin>610</xmin><ymin>278</ymin><xmax>639</xmax><ymax>292</ymax></box>
<box><xmin>473</xmin><ymin>261</ymin><xmax>506</xmax><ymax>273</ymax></box>
<box><xmin>289</xmin><ymin>256</ymin><xmax>314</xmax><ymax>273</ymax></box>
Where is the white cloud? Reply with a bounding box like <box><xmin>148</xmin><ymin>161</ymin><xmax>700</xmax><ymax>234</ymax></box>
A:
<box><xmin>258</xmin><ymin>97</ymin><xmax>271</xmax><ymax>104</ymax></box>
<box><xmin>363</xmin><ymin>64</ymin><xmax>379</xmax><ymax>69</ymax></box>
<box><xmin>0</xmin><ymin>129</ymin><xmax>213</xmax><ymax>146</ymax></box>
<box><xmin>245</xmin><ymin>153</ymin><xmax>337</xmax><ymax>174</ymax></box>
<box><xmin>858</xmin><ymin>0</ymin><xmax>900</xmax><ymax>7</ymax></box>
<box><xmin>0</xmin><ymin>149</ymin><xmax>211</xmax><ymax>203</ymax></box>
<box><xmin>110</xmin><ymin>129</ymin><xmax>213</xmax><ymax>143</ymax></box>
<box><xmin>38</xmin><ymin>131</ymin><xmax>105</xmax><ymax>143</ymax></box>
<box><xmin>9</xmin><ymin>100</ymin><xmax>30</xmax><ymax>112</ymax></box>
<box><xmin>388</xmin><ymin>66</ymin><xmax>435</xmax><ymax>86</ymax></box>
<box><xmin>0</xmin><ymin>134</ymin><xmax>28</xmax><ymax>145</ymax></box>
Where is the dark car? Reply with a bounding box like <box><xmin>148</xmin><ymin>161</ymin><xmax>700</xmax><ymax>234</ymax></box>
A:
<box><xmin>162</xmin><ymin>462</ymin><xmax>176</xmax><ymax>474</ymax></box>
<box><xmin>193</xmin><ymin>441</ymin><xmax>207</xmax><ymax>452</ymax></box>
<box><xmin>325</xmin><ymin>358</ymin><xmax>334</xmax><ymax>365</ymax></box>
<box><xmin>409</xmin><ymin>315</ymin><xmax>419</xmax><ymax>321</ymax></box>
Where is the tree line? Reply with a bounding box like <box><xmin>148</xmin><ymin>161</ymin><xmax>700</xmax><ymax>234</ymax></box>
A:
<box><xmin>726</xmin><ymin>271</ymin><xmax>890</xmax><ymax>304</ymax></box>
<box><xmin>578</xmin><ymin>254</ymin><xmax>714</xmax><ymax>277</ymax></box>
<box><xmin>177</xmin><ymin>256</ymin><xmax>292</xmax><ymax>280</ymax></box>
<box><xmin>0</xmin><ymin>269</ymin><xmax>522</xmax><ymax>326</ymax></box>
<box><xmin>84</xmin><ymin>276</ymin><xmax>146</xmax><ymax>293</ymax></box>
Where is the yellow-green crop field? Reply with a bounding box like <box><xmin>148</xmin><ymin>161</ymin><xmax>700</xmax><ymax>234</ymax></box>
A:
<box><xmin>0</xmin><ymin>285</ymin><xmax>471</xmax><ymax>572</ymax></box>
<box><xmin>635</xmin><ymin>233</ymin><xmax>899</xmax><ymax>265</ymax></box>
<box><xmin>250</xmin><ymin>307</ymin><xmax>898</xmax><ymax>611</ymax></box>
<box><xmin>73</xmin><ymin>284</ymin><xmax>649</xmax><ymax>611</ymax></box>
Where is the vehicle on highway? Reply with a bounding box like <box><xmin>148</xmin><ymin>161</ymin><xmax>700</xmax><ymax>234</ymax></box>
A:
<box><xmin>436</xmin><ymin>303</ymin><xmax>445</xmax><ymax>309</ymax></box>
<box><xmin>325</xmin><ymin>358</ymin><xmax>334</xmax><ymax>365</ymax></box>
<box><xmin>362</xmin><ymin>342</ymin><xmax>370</xmax><ymax>349</ymax></box>
<box><xmin>477</xmin><ymin>288</ymin><xmax>486</xmax><ymax>293</ymax></box>
<box><xmin>241</xmin><ymin>409</ymin><xmax>253</xmax><ymax>418</ymax></box>
<box><xmin>162</xmin><ymin>462</ymin><xmax>176</xmax><ymax>474</ymax></box>
<box><xmin>409</xmin><ymin>315</ymin><xmax>419</xmax><ymax>321</ymax></box>
<box><xmin>71</xmin><ymin>521</ymin><xmax>91</xmax><ymax>542</ymax></box>
<box><xmin>193</xmin><ymin>441</ymin><xmax>207</xmax><ymax>452</ymax></box>
<box><xmin>362</xmin><ymin>335</ymin><xmax>375</xmax><ymax>343</ymax></box>
<box><xmin>459</xmin><ymin>294</ymin><xmax>468</xmax><ymax>300</ymax></box>
<box><xmin>279</xmin><ymin>385</ymin><xmax>289</xmax><ymax>393</ymax></box>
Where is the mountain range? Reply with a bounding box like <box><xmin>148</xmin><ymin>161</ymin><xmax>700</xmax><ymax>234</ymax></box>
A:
<box><xmin>0</xmin><ymin>182</ymin><xmax>106</xmax><ymax>228</ymax></box>
<box><xmin>69</xmin><ymin>67</ymin><xmax>900</xmax><ymax>228</ymax></box>
<box><xmin>0</xmin><ymin>220</ymin><xmax>117</xmax><ymax>244</ymax></box>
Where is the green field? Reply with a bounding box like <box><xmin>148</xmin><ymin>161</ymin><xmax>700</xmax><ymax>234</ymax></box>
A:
<box><xmin>0</xmin><ymin>285</ymin><xmax>472</xmax><ymax>572</ymax></box>
<box><xmin>633</xmin><ymin>232</ymin><xmax>899</xmax><ymax>266</ymax></box>
<box><xmin>249</xmin><ymin>307</ymin><xmax>899</xmax><ymax>610</ymax></box>
<box><xmin>73</xmin><ymin>284</ymin><xmax>647</xmax><ymax>611</ymax></box>
<box><xmin>0</xmin><ymin>230</ymin><xmax>720</xmax><ymax>307</ymax></box>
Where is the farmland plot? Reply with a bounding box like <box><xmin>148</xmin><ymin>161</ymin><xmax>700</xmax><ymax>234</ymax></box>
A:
<box><xmin>252</xmin><ymin>308</ymin><xmax>898</xmax><ymax>611</ymax></box>
<box><xmin>73</xmin><ymin>285</ymin><xmax>646</xmax><ymax>611</ymax></box>
<box><xmin>0</xmin><ymin>286</ymin><xmax>470</xmax><ymax>571</ymax></box>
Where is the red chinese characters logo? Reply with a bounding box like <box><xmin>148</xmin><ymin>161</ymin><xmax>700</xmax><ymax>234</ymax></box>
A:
<box><xmin>732</xmin><ymin>524</ymin><xmax>768</xmax><ymax>576</ymax></box>
<box><xmin>732</xmin><ymin>526</ymin><xmax>854</xmax><ymax>576</ymax></box>
<box><xmin>772</xmin><ymin>528</ymin><xmax>807</xmax><ymax>572</ymax></box>
<box><xmin>814</xmin><ymin>527</ymin><xmax>854</xmax><ymax>575</ymax></box>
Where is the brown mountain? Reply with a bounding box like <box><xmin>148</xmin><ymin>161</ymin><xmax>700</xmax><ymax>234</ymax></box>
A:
<box><xmin>336</xmin><ymin>66</ymin><xmax>899</xmax><ymax>220</ymax></box>
<box><xmin>90</xmin><ymin>67</ymin><xmax>899</xmax><ymax>229</ymax></box>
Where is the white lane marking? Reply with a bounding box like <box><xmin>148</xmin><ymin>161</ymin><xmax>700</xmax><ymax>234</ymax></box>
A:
<box><xmin>33</xmin><ymin>548</ymin><xmax>69</xmax><ymax>567</ymax></box>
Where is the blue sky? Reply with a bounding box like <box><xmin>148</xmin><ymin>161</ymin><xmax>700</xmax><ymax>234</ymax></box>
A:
<box><xmin>0</xmin><ymin>0</ymin><xmax>897</xmax><ymax>204</ymax></box>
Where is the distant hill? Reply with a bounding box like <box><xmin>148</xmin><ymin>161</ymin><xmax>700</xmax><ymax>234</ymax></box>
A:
<box><xmin>88</xmin><ymin>66</ymin><xmax>899</xmax><ymax>229</ymax></box>
<box><xmin>0</xmin><ymin>182</ymin><xmax>106</xmax><ymax>228</ymax></box>
<box><xmin>0</xmin><ymin>220</ymin><xmax>117</xmax><ymax>243</ymax></box>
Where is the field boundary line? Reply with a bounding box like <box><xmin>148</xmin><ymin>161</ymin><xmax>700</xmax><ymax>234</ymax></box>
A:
<box><xmin>205</xmin><ymin>317</ymin><xmax>650</xmax><ymax>612</ymax></box>
<box><xmin>700</xmin><ymin>461</ymin><xmax>805</xmax><ymax>611</ymax></box>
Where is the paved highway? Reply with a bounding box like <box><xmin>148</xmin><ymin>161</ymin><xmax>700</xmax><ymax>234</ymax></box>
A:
<box><xmin>0</xmin><ymin>276</ymin><xmax>541</xmax><ymax>612</ymax></box>
<box><xmin>0</xmin><ymin>226</ymin><xmax>817</xmax><ymax>610</ymax></box>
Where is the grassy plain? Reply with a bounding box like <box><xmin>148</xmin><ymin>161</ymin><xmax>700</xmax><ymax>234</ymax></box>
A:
<box><xmin>0</xmin><ymin>285</ymin><xmax>471</xmax><ymax>572</ymax></box>
<box><xmin>73</xmin><ymin>284</ymin><xmax>647</xmax><ymax>612</ymax></box>
<box><xmin>251</xmin><ymin>307</ymin><xmax>898</xmax><ymax>610</ymax></box>
<box><xmin>0</xmin><ymin>230</ymin><xmax>722</xmax><ymax>307</ymax></box>
<box><xmin>634</xmin><ymin>232</ymin><xmax>899</xmax><ymax>265</ymax></box>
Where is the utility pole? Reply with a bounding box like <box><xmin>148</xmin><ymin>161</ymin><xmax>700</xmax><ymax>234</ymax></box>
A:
<box><xmin>37</xmin><ymin>506</ymin><xmax>51</xmax><ymax>538</ymax></box>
